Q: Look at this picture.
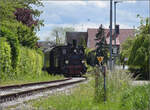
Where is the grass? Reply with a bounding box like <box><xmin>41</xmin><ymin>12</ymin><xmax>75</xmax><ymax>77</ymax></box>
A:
<box><xmin>0</xmin><ymin>71</ymin><xmax>64</xmax><ymax>86</ymax></box>
<box><xmin>6</xmin><ymin>68</ymin><xmax>150</xmax><ymax>110</ymax></box>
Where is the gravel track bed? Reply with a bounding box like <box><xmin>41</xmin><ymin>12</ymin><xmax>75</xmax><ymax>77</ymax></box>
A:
<box><xmin>0</xmin><ymin>77</ymin><xmax>87</xmax><ymax>108</ymax></box>
<box><xmin>0</xmin><ymin>78</ymin><xmax>85</xmax><ymax>96</ymax></box>
<box><xmin>0</xmin><ymin>78</ymin><xmax>88</xmax><ymax>110</ymax></box>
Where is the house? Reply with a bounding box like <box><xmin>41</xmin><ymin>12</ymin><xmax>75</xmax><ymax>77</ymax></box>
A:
<box><xmin>66</xmin><ymin>28</ymin><xmax>135</xmax><ymax>50</ymax></box>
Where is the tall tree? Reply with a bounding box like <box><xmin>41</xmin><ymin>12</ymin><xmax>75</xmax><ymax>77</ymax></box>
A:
<box><xmin>120</xmin><ymin>37</ymin><xmax>135</xmax><ymax>69</ymax></box>
<box><xmin>128</xmin><ymin>17</ymin><xmax>150</xmax><ymax>79</ymax></box>
<box><xmin>14</xmin><ymin>8</ymin><xmax>38</xmax><ymax>27</ymax></box>
<box><xmin>95</xmin><ymin>24</ymin><xmax>108</xmax><ymax>64</ymax></box>
<box><xmin>0</xmin><ymin>0</ymin><xmax>43</xmax><ymax>48</ymax></box>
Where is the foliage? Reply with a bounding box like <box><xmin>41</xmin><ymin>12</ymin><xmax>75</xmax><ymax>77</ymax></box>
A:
<box><xmin>128</xmin><ymin>17</ymin><xmax>150</xmax><ymax>79</ymax></box>
<box><xmin>95</xmin><ymin>25</ymin><xmax>109</xmax><ymax>64</ymax></box>
<box><xmin>0</xmin><ymin>0</ymin><xmax>43</xmax><ymax>48</ymax></box>
<box><xmin>0</xmin><ymin>46</ymin><xmax>44</xmax><ymax>82</ymax></box>
<box><xmin>1</xmin><ymin>21</ymin><xmax>39</xmax><ymax>49</ymax></box>
<box><xmin>17</xmin><ymin>46</ymin><xmax>43</xmax><ymax>76</ymax></box>
<box><xmin>17</xmin><ymin>23</ymin><xmax>39</xmax><ymax>48</ymax></box>
<box><xmin>0</xmin><ymin>0</ymin><xmax>44</xmax><ymax>31</ymax></box>
<box><xmin>78</xmin><ymin>37</ymin><xmax>87</xmax><ymax>48</ymax></box>
<box><xmin>0</xmin><ymin>38</ymin><xmax>12</xmax><ymax>81</ymax></box>
<box><xmin>120</xmin><ymin>85</ymin><xmax>150</xmax><ymax>110</ymax></box>
<box><xmin>120</xmin><ymin>37</ymin><xmax>135</xmax><ymax>65</ymax></box>
<box><xmin>85</xmin><ymin>48</ymin><xmax>96</xmax><ymax>67</ymax></box>
<box><xmin>0</xmin><ymin>0</ymin><xmax>19</xmax><ymax>22</ymax></box>
<box><xmin>47</xmin><ymin>27</ymin><xmax>75</xmax><ymax>44</ymax></box>
<box><xmin>14</xmin><ymin>8</ymin><xmax>38</xmax><ymax>27</ymax></box>
<box><xmin>0</xmin><ymin>26</ymin><xmax>19</xmax><ymax>69</ymax></box>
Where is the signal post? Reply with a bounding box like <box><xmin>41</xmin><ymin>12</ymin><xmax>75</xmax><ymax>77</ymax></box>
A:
<box><xmin>97</xmin><ymin>56</ymin><xmax>106</xmax><ymax>102</ymax></box>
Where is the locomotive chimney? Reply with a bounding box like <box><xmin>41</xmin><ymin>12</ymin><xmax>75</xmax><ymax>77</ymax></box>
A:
<box><xmin>73</xmin><ymin>39</ymin><xmax>77</xmax><ymax>47</ymax></box>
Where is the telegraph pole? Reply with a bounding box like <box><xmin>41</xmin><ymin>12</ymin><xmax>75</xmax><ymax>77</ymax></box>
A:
<box><xmin>114</xmin><ymin>1</ymin><xmax>117</xmax><ymax>45</ymax></box>
<box><xmin>109</xmin><ymin>0</ymin><xmax>113</xmax><ymax>71</ymax></box>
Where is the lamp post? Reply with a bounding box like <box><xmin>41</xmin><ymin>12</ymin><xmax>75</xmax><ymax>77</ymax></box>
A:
<box><xmin>114</xmin><ymin>0</ymin><xmax>122</xmax><ymax>69</ymax></box>
<box><xmin>114</xmin><ymin>0</ymin><xmax>122</xmax><ymax>44</ymax></box>
<box><xmin>109</xmin><ymin>0</ymin><xmax>113</xmax><ymax>71</ymax></box>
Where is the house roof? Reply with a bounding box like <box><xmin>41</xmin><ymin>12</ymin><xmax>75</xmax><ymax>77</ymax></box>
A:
<box><xmin>87</xmin><ymin>28</ymin><xmax>135</xmax><ymax>49</ymax></box>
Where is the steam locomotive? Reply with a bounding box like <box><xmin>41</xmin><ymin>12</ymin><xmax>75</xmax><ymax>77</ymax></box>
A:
<box><xmin>45</xmin><ymin>40</ymin><xmax>87</xmax><ymax>76</ymax></box>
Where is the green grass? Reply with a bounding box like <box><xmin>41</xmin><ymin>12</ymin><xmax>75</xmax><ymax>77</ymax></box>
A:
<box><xmin>6</xmin><ymin>68</ymin><xmax>150</xmax><ymax>110</ymax></box>
<box><xmin>0</xmin><ymin>72</ymin><xmax>64</xmax><ymax>86</ymax></box>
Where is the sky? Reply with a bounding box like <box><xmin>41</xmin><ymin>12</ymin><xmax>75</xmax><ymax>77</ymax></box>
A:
<box><xmin>34</xmin><ymin>0</ymin><xmax>149</xmax><ymax>41</ymax></box>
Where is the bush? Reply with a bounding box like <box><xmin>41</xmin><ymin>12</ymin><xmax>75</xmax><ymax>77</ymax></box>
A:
<box><xmin>0</xmin><ymin>38</ymin><xmax>12</xmax><ymax>81</ymax></box>
<box><xmin>128</xmin><ymin>18</ymin><xmax>150</xmax><ymax>79</ymax></box>
<box><xmin>17</xmin><ymin>46</ymin><xmax>43</xmax><ymax>77</ymax></box>
<box><xmin>120</xmin><ymin>85</ymin><xmax>150</xmax><ymax>110</ymax></box>
<box><xmin>0</xmin><ymin>26</ymin><xmax>19</xmax><ymax>69</ymax></box>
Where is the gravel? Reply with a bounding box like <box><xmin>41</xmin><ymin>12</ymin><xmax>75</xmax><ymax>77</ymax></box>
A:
<box><xmin>1</xmin><ymin>77</ymin><xmax>88</xmax><ymax>110</ymax></box>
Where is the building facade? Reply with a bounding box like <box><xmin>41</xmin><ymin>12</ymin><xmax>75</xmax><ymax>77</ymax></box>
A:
<box><xmin>66</xmin><ymin>28</ymin><xmax>135</xmax><ymax>50</ymax></box>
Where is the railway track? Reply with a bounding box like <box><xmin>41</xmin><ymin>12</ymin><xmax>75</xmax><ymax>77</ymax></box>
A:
<box><xmin>0</xmin><ymin>77</ymin><xmax>87</xmax><ymax>104</ymax></box>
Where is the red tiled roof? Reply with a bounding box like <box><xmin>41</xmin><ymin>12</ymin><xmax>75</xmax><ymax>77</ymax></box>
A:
<box><xmin>87</xmin><ymin>28</ymin><xmax>135</xmax><ymax>49</ymax></box>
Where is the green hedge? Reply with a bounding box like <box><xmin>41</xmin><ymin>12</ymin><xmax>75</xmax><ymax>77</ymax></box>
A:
<box><xmin>0</xmin><ymin>26</ymin><xmax>19</xmax><ymax>69</ymax></box>
<box><xmin>0</xmin><ymin>38</ymin><xmax>12</xmax><ymax>78</ymax></box>
<box><xmin>17</xmin><ymin>46</ymin><xmax>43</xmax><ymax>76</ymax></box>
<box><xmin>0</xmin><ymin>38</ymin><xmax>43</xmax><ymax>81</ymax></box>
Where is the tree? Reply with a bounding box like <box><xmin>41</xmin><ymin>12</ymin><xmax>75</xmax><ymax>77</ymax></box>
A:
<box><xmin>14</xmin><ymin>8</ymin><xmax>38</xmax><ymax>27</ymax></box>
<box><xmin>16</xmin><ymin>23</ymin><xmax>39</xmax><ymax>48</ymax></box>
<box><xmin>128</xmin><ymin>17</ymin><xmax>150</xmax><ymax>79</ymax></box>
<box><xmin>11</xmin><ymin>0</ymin><xmax>44</xmax><ymax>30</ymax></box>
<box><xmin>0</xmin><ymin>0</ymin><xmax>43</xmax><ymax>48</ymax></box>
<box><xmin>79</xmin><ymin>37</ymin><xmax>87</xmax><ymax>48</ymax></box>
<box><xmin>47</xmin><ymin>27</ymin><xmax>75</xmax><ymax>45</ymax></box>
<box><xmin>120</xmin><ymin>37</ymin><xmax>135</xmax><ymax>69</ymax></box>
<box><xmin>95</xmin><ymin>24</ymin><xmax>109</xmax><ymax>64</ymax></box>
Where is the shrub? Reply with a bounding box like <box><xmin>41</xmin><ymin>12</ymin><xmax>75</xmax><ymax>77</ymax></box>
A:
<box><xmin>0</xmin><ymin>26</ymin><xmax>19</xmax><ymax>69</ymax></box>
<box><xmin>0</xmin><ymin>38</ymin><xmax>12</xmax><ymax>81</ymax></box>
<box><xmin>120</xmin><ymin>85</ymin><xmax>150</xmax><ymax>110</ymax></box>
<box><xmin>17</xmin><ymin>46</ymin><xmax>43</xmax><ymax>77</ymax></box>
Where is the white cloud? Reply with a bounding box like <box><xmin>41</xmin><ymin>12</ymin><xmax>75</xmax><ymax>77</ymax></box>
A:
<box><xmin>42</xmin><ymin>1</ymin><xmax>87</xmax><ymax>6</ymax></box>
<box><xmin>87</xmin><ymin>1</ymin><xmax>109</xmax><ymax>8</ymax></box>
<box><xmin>125</xmin><ymin>0</ymin><xmax>137</xmax><ymax>3</ymax></box>
<box><xmin>42</xmin><ymin>1</ymin><xmax>109</xmax><ymax>8</ymax></box>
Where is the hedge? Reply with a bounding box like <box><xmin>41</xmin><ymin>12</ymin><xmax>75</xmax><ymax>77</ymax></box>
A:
<box><xmin>0</xmin><ymin>39</ymin><xmax>43</xmax><ymax>81</ymax></box>
<box><xmin>0</xmin><ymin>26</ymin><xmax>19</xmax><ymax>69</ymax></box>
<box><xmin>0</xmin><ymin>38</ymin><xmax>12</xmax><ymax>79</ymax></box>
<box><xmin>17</xmin><ymin>46</ymin><xmax>43</xmax><ymax>76</ymax></box>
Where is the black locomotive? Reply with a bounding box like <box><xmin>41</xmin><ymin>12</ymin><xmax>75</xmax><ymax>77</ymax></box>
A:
<box><xmin>45</xmin><ymin>40</ymin><xmax>87</xmax><ymax>76</ymax></box>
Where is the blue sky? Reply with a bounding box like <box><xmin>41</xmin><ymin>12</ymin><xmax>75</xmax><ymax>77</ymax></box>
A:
<box><xmin>34</xmin><ymin>1</ymin><xmax>149</xmax><ymax>41</ymax></box>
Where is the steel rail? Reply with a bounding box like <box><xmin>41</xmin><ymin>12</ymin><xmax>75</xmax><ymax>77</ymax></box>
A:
<box><xmin>0</xmin><ymin>78</ymin><xmax>71</xmax><ymax>90</ymax></box>
<box><xmin>0</xmin><ymin>77</ymin><xmax>87</xmax><ymax>104</ymax></box>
